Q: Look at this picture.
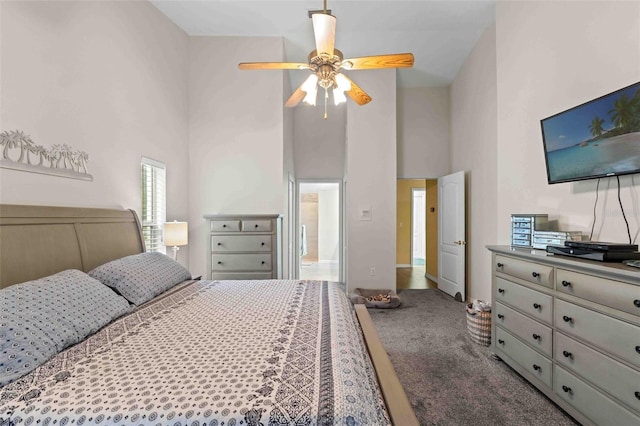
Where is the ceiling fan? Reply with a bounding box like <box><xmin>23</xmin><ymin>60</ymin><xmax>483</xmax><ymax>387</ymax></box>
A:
<box><xmin>238</xmin><ymin>0</ymin><xmax>414</xmax><ymax>119</ymax></box>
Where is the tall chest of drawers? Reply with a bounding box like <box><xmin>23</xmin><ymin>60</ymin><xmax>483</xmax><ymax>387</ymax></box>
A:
<box><xmin>205</xmin><ymin>214</ymin><xmax>282</xmax><ymax>280</ymax></box>
<box><xmin>487</xmin><ymin>246</ymin><xmax>640</xmax><ymax>426</ymax></box>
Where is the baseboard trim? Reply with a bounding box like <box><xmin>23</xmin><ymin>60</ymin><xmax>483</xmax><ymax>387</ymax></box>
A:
<box><xmin>425</xmin><ymin>272</ymin><xmax>438</xmax><ymax>283</ymax></box>
<box><xmin>396</xmin><ymin>264</ymin><xmax>411</xmax><ymax>268</ymax></box>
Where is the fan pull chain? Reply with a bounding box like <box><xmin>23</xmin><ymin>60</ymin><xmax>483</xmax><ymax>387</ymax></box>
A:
<box><xmin>324</xmin><ymin>87</ymin><xmax>328</xmax><ymax>120</ymax></box>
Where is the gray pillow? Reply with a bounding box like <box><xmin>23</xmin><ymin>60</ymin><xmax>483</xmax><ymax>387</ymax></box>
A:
<box><xmin>88</xmin><ymin>252</ymin><xmax>192</xmax><ymax>306</ymax></box>
<box><xmin>0</xmin><ymin>269</ymin><xmax>131</xmax><ymax>386</ymax></box>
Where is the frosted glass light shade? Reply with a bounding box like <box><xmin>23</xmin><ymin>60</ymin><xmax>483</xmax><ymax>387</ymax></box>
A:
<box><xmin>164</xmin><ymin>221</ymin><xmax>188</xmax><ymax>246</ymax></box>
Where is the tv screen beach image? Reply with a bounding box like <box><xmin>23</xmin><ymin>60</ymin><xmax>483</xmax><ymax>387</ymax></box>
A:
<box><xmin>541</xmin><ymin>82</ymin><xmax>640</xmax><ymax>184</ymax></box>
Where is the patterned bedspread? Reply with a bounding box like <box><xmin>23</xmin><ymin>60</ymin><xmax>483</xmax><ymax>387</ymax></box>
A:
<box><xmin>0</xmin><ymin>280</ymin><xmax>389</xmax><ymax>425</ymax></box>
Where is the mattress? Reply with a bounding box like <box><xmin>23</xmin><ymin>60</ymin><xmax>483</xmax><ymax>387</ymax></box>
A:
<box><xmin>0</xmin><ymin>279</ymin><xmax>389</xmax><ymax>425</ymax></box>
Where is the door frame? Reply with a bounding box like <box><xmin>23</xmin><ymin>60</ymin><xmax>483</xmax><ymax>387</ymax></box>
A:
<box><xmin>296</xmin><ymin>179</ymin><xmax>344</xmax><ymax>282</ymax></box>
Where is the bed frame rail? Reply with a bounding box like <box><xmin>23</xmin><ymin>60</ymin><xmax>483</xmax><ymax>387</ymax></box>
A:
<box><xmin>355</xmin><ymin>303</ymin><xmax>419</xmax><ymax>426</ymax></box>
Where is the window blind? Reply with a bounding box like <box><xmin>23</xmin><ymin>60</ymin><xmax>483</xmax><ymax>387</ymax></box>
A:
<box><xmin>141</xmin><ymin>157</ymin><xmax>166</xmax><ymax>253</ymax></box>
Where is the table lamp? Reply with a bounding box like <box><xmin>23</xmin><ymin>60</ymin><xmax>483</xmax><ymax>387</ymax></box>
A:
<box><xmin>164</xmin><ymin>220</ymin><xmax>188</xmax><ymax>260</ymax></box>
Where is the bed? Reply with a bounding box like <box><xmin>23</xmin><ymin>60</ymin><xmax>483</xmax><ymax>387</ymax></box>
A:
<box><xmin>0</xmin><ymin>204</ymin><xmax>418</xmax><ymax>425</ymax></box>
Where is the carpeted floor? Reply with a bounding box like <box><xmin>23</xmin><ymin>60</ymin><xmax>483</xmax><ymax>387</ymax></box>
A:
<box><xmin>367</xmin><ymin>289</ymin><xmax>579</xmax><ymax>426</ymax></box>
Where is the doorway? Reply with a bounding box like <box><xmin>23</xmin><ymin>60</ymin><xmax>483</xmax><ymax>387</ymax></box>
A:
<box><xmin>411</xmin><ymin>188</ymin><xmax>426</xmax><ymax>266</ymax></box>
<box><xmin>396</xmin><ymin>179</ymin><xmax>438</xmax><ymax>289</ymax></box>
<box><xmin>298</xmin><ymin>181</ymin><xmax>342</xmax><ymax>282</ymax></box>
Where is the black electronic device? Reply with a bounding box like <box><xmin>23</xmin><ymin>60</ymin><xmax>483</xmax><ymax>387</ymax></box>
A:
<box><xmin>546</xmin><ymin>244</ymin><xmax>640</xmax><ymax>262</ymax></box>
<box><xmin>564</xmin><ymin>240</ymin><xmax>638</xmax><ymax>252</ymax></box>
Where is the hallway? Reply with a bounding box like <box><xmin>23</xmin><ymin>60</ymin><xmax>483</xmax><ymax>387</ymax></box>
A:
<box><xmin>396</xmin><ymin>266</ymin><xmax>437</xmax><ymax>290</ymax></box>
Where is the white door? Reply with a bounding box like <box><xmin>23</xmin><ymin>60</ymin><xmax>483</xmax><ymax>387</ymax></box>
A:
<box><xmin>288</xmin><ymin>176</ymin><xmax>295</xmax><ymax>279</ymax></box>
<box><xmin>438</xmin><ymin>171</ymin><xmax>466</xmax><ymax>301</ymax></box>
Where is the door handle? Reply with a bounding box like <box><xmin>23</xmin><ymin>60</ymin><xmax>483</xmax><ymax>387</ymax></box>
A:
<box><xmin>453</xmin><ymin>240</ymin><xmax>467</xmax><ymax>245</ymax></box>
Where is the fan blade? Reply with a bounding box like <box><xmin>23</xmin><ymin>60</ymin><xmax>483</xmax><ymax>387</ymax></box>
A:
<box><xmin>341</xmin><ymin>53</ymin><xmax>414</xmax><ymax>70</ymax></box>
<box><xmin>238</xmin><ymin>62</ymin><xmax>310</xmax><ymax>70</ymax></box>
<box><xmin>342</xmin><ymin>75</ymin><xmax>372</xmax><ymax>105</ymax></box>
<box><xmin>312</xmin><ymin>13</ymin><xmax>336</xmax><ymax>57</ymax></box>
<box><xmin>285</xmin><ymin>83</ymin><xmax>306</xmax><ymax>108</ymax></box>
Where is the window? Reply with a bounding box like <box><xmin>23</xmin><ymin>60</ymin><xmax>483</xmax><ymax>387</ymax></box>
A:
<box><xmin>141</xmin><ymin>157</ymin><xmax>166</xmax><ymax>253</ymax></box>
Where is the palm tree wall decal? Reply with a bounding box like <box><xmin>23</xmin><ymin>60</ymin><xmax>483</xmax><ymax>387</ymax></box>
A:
<box><xmin>0</xmin><ymin>130</ymin><xmax>92</xmax><ymax>180</ymax></box>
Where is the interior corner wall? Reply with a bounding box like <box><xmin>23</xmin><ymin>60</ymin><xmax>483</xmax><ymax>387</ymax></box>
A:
<box><xmin>346</xmin><ymin>69</ymin><xmax>397</xmax><ymax>292</ymax></box>
<box><xmin>450</xmin><ymin>23</ymin><xmax>497</xmax><ymax>302</ymax></box>
<box><xmin>188</xmin><ymin>36</ymin><xmax>285</xmax><ymax>277</ymax></box>
<box><xmin>495</xmin><ymin>1</ymin><xmax>640</xmax><ymax>245</ymax></box>
<box><xmin>0</xmin><ymin>1</ymin><xmax>190</xmax><ymax>263</ymax></box>
<box><xmin>283</xmin><ymin>70</ymin><xmax>295</xmax><ymax>279</ymax></box>
<box><xmin>397</xmin><ymin>87</ymin><xmax>451</xmax><ymax>179</ymax></box>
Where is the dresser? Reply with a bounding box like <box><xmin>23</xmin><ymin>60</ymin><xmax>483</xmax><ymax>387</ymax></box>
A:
<box><xmin>487</xmin><ymin>246</ymin><xmax>640</xmax><ymax>426</ymax></box>
<box><xmin>205</xmin><ymin>214</ymin><xmax>282</xmax><ymax>280</ymax></box>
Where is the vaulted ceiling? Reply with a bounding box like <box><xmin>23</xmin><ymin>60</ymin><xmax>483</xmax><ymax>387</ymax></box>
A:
<box><xmin>151</xmin><ymin>0</ymin><xmax>496</xmax><ymax>89</ymax></box>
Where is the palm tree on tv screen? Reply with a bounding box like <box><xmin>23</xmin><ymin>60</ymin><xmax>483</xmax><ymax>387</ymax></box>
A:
<box><xmin>588</xmin><ymin>116</ymin><xmax>605</xmax><ymax>138</ymax></box>
<box><xmin>609</xmin><ymin>93</ymin><xmax>634</xmax><ymax>131</ymax></box>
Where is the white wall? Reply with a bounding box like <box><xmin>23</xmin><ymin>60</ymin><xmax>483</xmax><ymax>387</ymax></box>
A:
<box><xmin>0</xmin><ymin>0</ymin><xmax>190</xmax><ymax>263</ymax></box>
<box><xmin>397</xmin><ymin>87</ymin><xmax>451</xmax><ymax>179</ymax></box>
<box><xmin>188</xmin><ymin>36</ymin><xmax>285</xmax><ymax>277</ymax></box>
<box><xmin>346</xmin><ymin>69</ymin><xmax>397</xmax><ymax>292</ymax></box>
<box><xmin>294</xmin><ymin>105</ymin><xmax>346</xmax><ymax>179</ymax></box>
<box><xmin>495</xmin><ymin>1</ymin><xmax>640</xmax><ymax>244</ymax></box>
<box><xmin>450</xmin><ymin>24</ymin><xmax>497</xmax><ymax>302</ymax></box>
<box><xmin>318</xmin><ymin>188</ymin><xmax>339</xmax><ymax>263</ymax></box>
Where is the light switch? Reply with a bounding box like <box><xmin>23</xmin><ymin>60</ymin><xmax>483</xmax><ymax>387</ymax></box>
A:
<box><xmin>359</xmin><ymin>206</ymin><xmax>372</xmax><ymax>221</ymax></box>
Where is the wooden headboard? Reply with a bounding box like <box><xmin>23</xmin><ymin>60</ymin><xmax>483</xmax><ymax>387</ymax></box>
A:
<box><xmin>0</xmin><ymin>204</ymin><xmax>145</xmax><ymax>289</ymax></box>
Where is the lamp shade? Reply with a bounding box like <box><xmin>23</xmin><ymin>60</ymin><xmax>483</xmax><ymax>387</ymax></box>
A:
<box><xmin>164</xmin><ymin>221</ymin><xmax>188</xmax><ymax>246</ymax></box>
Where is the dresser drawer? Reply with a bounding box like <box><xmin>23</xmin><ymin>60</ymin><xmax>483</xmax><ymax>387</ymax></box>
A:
<box><xmin>212</xmin><ymin>235</ymin><xmax>272</xmax><ymax>253</ymax></box>
<box><xmin>496</xmin><ymin>327</ymin><xmax>552</xmax><ymax>388</ymax></box>
<box><xmin>555</xmin><ymin>332</ymin><xmax>640</xmax><ymax>413</ymax></box>
<box><xmin>210</xmin><ymin>220</ymin><xmax>241</xmax><ymax>232</ymax></box>
<box><xmin>211</xmin><ymin>272</ymin><xmax>273</xmax><ymax>280</ymax></box>
<box><xmin>495</xmin><ymin>255</ymin><xmax>553</xmax><ymax>288</ymax></box>
<box><xmin>495</xmin><ymin>302</ymin><xmax>553</xmax><ymax>356</ymax></box>
<box><xmin>495</xmin><ymin>277</ymin><xmax>553</xmax><ymax>325</ymax></box>
<box><xmin>555</xmin><ymin>299</ymin><xmax>640</xmax><ymax>369</ymax></box>
<box><xmin>557</xmin><ymin>269</ymin><xmax>640</xmax><ymax>318</ymax></box>
<box><xmin>241</xmin><ymin>219</ymin><xmax>272</xmax><ymax>232</ymax></box>
<box><xmin>212</xmin><ymin>254</ymin><xmax>272</xmax><ymax>271</ymax></box>
<box><xmin>555</xmin><ymin>365</ymin><xmax>640</xmax><ymax>426</ymax></box>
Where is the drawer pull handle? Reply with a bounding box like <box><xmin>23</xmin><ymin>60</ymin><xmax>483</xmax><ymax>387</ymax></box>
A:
<box><xmin>497</xmin><ymin>262</ymin><xmax>504</xmax><ymax>268</ymax></box>
<box><xmin>561</xmin><ymin>280</ymin><xmax>571</xmax><ymax>287</ymax></box>
<box><xmin>223</xmin><ymin>224</ymin><xmax>227</xmax><ymax>228</ymax></box>
<box><xmin>635</xmin><ymin>391</ymin><xmax>640</xmax><ymax>400</ymax></box>
<box><xmin>561</xmin><ymin>385</ymin><xmax>572</xmax><ymax>394</ymax></box>
<box><xmin>636</xmin><ymin>346</ymin><xmax>640</xmax><ymax>354</ymax></box>
<box><xmin>498</xmin><ymin>339</ymin><xmax>505</xmax><ymax>345</ymax></box>
<box><xmin>532</xmin><ymin>334</ymin><xmax>540</xmax><ymax>341</ymax></box>
<box><xmin>261</xmin><ymin>242</ymin><xmax>265</xmax><ymax>246</ymax></box>
<box><xmin>498</xmin><ymin>288</ymin><xmax>505</xmax><ymax>294</ymax></box>
<box><xmin>217</xmin><ymin>242</ymin><xmax>222</xmax><ymax>246</ymax></box>
<box><xmin>497</xmin><ymin>314</ymin><xmax>504</xmax><ymax>319</ymax></box>
<box><xmin>533</xmin><ymin>364</ymin><xmax>541</xmax><ymax>371</ymax></box>
<box><xmin>532</xmin><ymin>272</ymin><xmax>540</xmax><ymax>278</ymax></box>
<box><xmin>255</xmin><ymin>224</ymin><xmax>259</xmax><ymax>228</ymax></box>
<box><xmin>562</xmin><ymin>315</ymin><xmax>573</xmax><ymax>323</ymax></box>
<box><xmin>533</xmin><ymin>303</ymin><xmax>541</xmax><ymax>309</ymax></box>
<box><xmin>261</xmin><ymin>261</ymin><xmax>266</xmax><ymax>264</ymax></box>
<box><xmin>217</xmin><ymin>261</ymin><xmax>222</xmax><ymax>265</ymax></box>
<box><xmin>634</xmin><ymin>299</ymin><xmax>640</xmax><ymax>308</ymax></box>
<box><xmin>562</xmin><ymin>350</ymin><xmax>573</xmax><ymax>359</ymax></box>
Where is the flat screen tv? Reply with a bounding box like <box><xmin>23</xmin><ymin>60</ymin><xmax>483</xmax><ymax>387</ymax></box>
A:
<box><xmin>541</xmin><ymin>82</ymin><xmax>640</xmax><ymax>184</ymax></box>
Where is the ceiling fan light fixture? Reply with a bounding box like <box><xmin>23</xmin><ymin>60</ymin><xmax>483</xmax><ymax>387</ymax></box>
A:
<box><xmin>333</xmin><ymin>73</ymin><xmax>351</xmax><ymax>105</ymax></box>
<box><xmin>301</xmin><ymin>74</ymin><xmax>319</xmax><ymax>106</ymax></box>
